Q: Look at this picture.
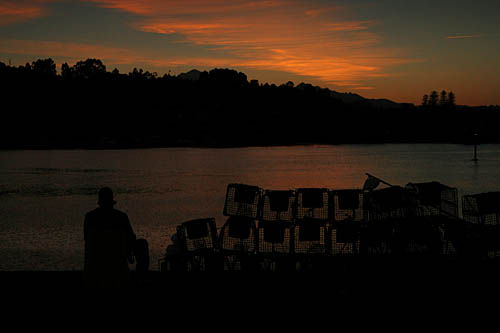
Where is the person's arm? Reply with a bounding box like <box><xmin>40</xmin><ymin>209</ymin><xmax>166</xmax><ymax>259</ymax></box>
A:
<box><xmin>124</xmin><ymin>215</ymin><xmax>136</xmax><ymax>263</ymax></box>
<box><xmin>84</xmin><ymin>213</ymin><xmax>89</xmax><ymax>241</ymax></box>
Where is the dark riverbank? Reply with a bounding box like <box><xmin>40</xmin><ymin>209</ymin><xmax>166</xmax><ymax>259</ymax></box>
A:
<box><xmin>2</xmin><ymin>59</ymin><xmax>499</xmax><ymax>151</ymax></box>
<box><xmin>0</xmin><ymin>139</ymin><xmax>491</xmax><ymax>151</ymax></box>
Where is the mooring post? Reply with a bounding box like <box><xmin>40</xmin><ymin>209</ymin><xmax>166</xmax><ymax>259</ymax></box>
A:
<box><xmin>473</xmin><ymin>133</ymin><xmax>479</xmax><ymax>162</ymax></box>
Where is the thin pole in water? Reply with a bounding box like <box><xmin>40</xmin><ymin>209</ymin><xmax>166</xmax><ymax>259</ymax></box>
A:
<box><xmin>473</xmin><ymin>133</ymin><xmax>479</xmax><ymax>162</ymax></box>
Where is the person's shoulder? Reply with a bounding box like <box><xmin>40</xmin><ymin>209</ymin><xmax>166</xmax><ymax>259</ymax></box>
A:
<box><xmin>112</xmin><ymin>209</ymin><xmax>129</xmax><ymax>220</ymax></box>
<box><xmin>85</xmin><ymin>208</ymin><xmax>100</xmax><ymax>219</ymax></box>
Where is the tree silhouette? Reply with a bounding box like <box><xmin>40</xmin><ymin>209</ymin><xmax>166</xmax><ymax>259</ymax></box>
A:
<box><xmin>447</xmin><ymin>91</ymin><xmax>456</xmax><ymax>107</ymax></box>
<box><xmin>31</xmin><ymin>58</ymin><xmax>56</xmax><ymax>77</ymax></box>
<box><xmin>203</xmin><ymin>68</ymin><xmax>248</xmax><ymax>88</ymax></box>
<box><xmin>429</xmin><ymin>91</ymin><xmax>439</xmax><ymax>107</ymax></box>
<box><xmin>439</xmin><ymin>90</ymin><xmax>448</xmax><ymax>107</ymax></box>
<box><xmin>422</xmin><ymin>94</ymin><xmax>429</xmax><ymax>107</ymax></box>
<box><xmin>61</xmin><ymin>63</ymin><xmax>72</xmax><ymax>79</ymax></box>
<box><xmin>128</xmin><ymin>68</ymin><xmax>157</xmax><ymax>80</ymax></box>
<box><xmin>250</xmin><ymin>79</ymin><xmax>259</xmax><ymax>88</ymax></box>
<box><xmin>72</xmin><ymin>59</ymin><xmax>106</xmax><ymax>79</ymax></box>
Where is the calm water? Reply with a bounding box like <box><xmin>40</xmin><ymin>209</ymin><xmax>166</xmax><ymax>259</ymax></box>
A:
<box><xmin>1</xmin><ymin>144</ymin><xmax>499</xmax><ymax>271</ymax></box>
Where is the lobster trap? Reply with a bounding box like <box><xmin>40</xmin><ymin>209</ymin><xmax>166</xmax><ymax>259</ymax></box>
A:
<box><xmin>295</xmin><ymin>188</ymin><xmax>330</xmax><ymax>221</ymax></box>
<box><xmin>436</xmin><ymin>217</ymin><xmax>463</xmax><ymax>256</ymax></box>
<box><xmin>223</xmin><ymin>183</ymin><xmax>262</xmax><ymax>219</ymax></box>
<box><xmin>167</xmin><ymin>218</ymin><xmax>220</xmax><ymax>272</ymax></box>
<box><xmin>390</xmin><ymin>218</ymin><xmax>444</xmax><ymax>256</ymax></box>
<box><xmin>462</xmin><ymin>192</ymin><xmax>500</xmax><ymax>257</ymax></box>
<box><xmin>365</xmin><ymin>186</ymin><xmax>416</xmax><ymax>221</ymax></box>
<box><xmin>260</xmin><ymin>190</ymin><xmax>296</xmax><ymax>222</ymax></box>
<box><xmin>293</xmin><ymin>219</ymin><xmax>328</xmax><ymax>255</ymax></box>
<box><xmin>177</xmin><ymin>218</ymin><xmax>218</xmax><ymax>253</ymax></box>
<box><xmin>463</xmin><ymin>192</ymin><xmax>500</xmax><ymax>225</ymax></box>
<box><xmin>219</xmin><ymin>216</ymin><xmax>258</xmax><ymax>253</ymax></box>
<box><xmin>406</xmin><ymin>182</ymin><xmax>458</xmax><ymax>218</ymax></box>
<box><xmin>359</xmin><ymin>220</ymin><xmax>395</xmax><ymax>255</ymax></box>
<box><xmin>331</xmin><ymin>189</ymin><xmax>364</xmax><ymax>222</ymax></box>
<box><xmin>328</xmin><ymin>221</ymin><xmax>361</xmax><ymax>256</ymax></box>
<box><xmin>257</xmin><ymin>220</ymin><xmax>293</xmax><ymax>255</ymax></box>
<box><xmin>256</xmin><ymin>220</ymin><xmax>295</xmax><ymax>271</ymax></box>
<box><xmin>218</xmin><ymin>216</ymin><xmax>258</xmax><ymax>271</ymax></box>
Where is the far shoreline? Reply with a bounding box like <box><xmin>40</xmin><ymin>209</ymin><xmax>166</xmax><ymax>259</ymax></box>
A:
<box><xmin>0</xmin><ymin>140</ymin><xmax>489</xmax><ymax>152</ymax></box>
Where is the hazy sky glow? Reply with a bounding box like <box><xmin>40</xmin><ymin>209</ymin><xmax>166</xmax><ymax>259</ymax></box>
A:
<box><xmin>0</xmin><ymin>0</ymin><xmax>499</xmax><ymax>105</ymax></box>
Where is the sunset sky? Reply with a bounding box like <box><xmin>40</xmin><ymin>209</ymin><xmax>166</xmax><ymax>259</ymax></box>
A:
<box><xmin>0</xmin><ymin>0</ymin><xmax>499</xmax><ymax>106</ymax></box>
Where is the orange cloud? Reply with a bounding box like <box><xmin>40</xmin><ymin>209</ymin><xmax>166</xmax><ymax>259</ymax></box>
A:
<box><xmin>86</xmin><ymin>0</ymin><xmax>414</xmax><ymax>89</ymax></box>
<box><xmin>0</xmin><ymin>0</ymin><xmax>54</xmax><ymax>25</ymax></box>
<box><xmin>86</xmin><ymin>0</ymin><xmax>286</xmax><ymax>16</ymax></box>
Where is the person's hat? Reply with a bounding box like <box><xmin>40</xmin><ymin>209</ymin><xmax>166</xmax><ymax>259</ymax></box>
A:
<box><xmin>98</xmin><ymin>187</ymin><xmax>116</xmax><ymax>206</ymax></box>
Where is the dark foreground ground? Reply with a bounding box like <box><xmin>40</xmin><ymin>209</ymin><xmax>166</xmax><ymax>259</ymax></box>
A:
<box><xmin>3</xmin><ymin>257</ymin><xmax>500</xmax><ymax>301</ymax></box>
<box><xmin>4</xmin><ymin>261</ymin><xmax>500</xmax><ymax>325</ymax></box>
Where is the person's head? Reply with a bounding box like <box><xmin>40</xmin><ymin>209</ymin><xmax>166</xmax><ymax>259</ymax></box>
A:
<box><xmin>98</xmin><ymin>187</ymin><xmax>116</xmax><ymax>208</ymax></box>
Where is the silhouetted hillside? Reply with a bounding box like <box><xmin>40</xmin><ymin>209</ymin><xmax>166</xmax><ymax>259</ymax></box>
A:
<box><xmin>0</xmin><ymin>58</ymin><xmax>499</xmax><ymax>149</ymax></box>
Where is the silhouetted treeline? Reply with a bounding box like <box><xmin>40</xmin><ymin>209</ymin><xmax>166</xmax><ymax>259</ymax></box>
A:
<box><xmin>422</xmin><ymin>90</ymin><xmax>456</xmax><ymax>109</ymax></box>
<box><xmin>0</xmin><ymin>58</ymin><xmax>499</xmax><ymax>149</ymax></box>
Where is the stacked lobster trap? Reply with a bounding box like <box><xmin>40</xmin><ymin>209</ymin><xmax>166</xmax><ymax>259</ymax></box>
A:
<box><xmin>329</xmin><ymin>190</ymin><xmax>364</xmax><ymax>256</ymax></box>
<box><xmin>406</xmin><ymin>182</ymin><xmax>460</xmax><ymax>256</ymax></box>
<box><xmin>406</xmin><ymin>182</ymin><xmax>458</xmax><ymax>218</ymax></box>
<box><xmin>160</xmin><ymin>178</ymin><xmax>486</xmax><ymax>273</ymax></box>
<box><xmin>364</xmin><ymin>186</ymin><xmax>416</xmax><ymax>222</ymax></box>
<box><xmin>160</xmin><ymin>218</ymin><xmax>220</xmax><ymax>272</ymax></box>
<box><xmin>293</xmin><ymin>188</ymin><xmax>330</xmax><ymax>257</ymax></box>
<box><xmin>362</xmin><ymin>186</ymin><xmax>415</xmax><ymax>255</ymax></box>
<box><xmin>363</xmin><ymin>182</ymin><xmax>461</xmax><ymax>256</ymax></box>
<box><xmin>220</xmin><ymin>184</ymin><xmax>261</xmax><ymax>270</ymax></box>
<box><xmin>257</xmin><ymin>190</ymin><xmax>295</xmax><ymax>270</ymax></box>
<box><xmin>462</xmin><ymin>191</ymin><xmax>500</xmax><ymax>258</ymax></box>
<box><xmin>463</xmin><ymin>191</ymin><xmax>500</xmax><ymax>225</ymax></box>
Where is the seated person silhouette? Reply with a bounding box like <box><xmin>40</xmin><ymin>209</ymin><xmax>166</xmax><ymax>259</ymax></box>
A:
<box><xmin>84</xmin><ymin>187</ymin><xmax>136</xmax><ymax>288</ymax></box>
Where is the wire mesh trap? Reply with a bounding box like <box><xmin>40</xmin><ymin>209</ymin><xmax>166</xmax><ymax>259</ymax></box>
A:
<box><xmin>390</xmin><ymin>218</ymin><xmax>444</xmax><ymax>256</ymax></box>
<box><xmin>293</xmin><ymin>219</ymin><xmax>328</xmax><ymax>255</ymax></box>
<box><xmin>295</xmin><ymin>188</ymin><xmax>330</xmax><ymax>221</ymax></box>
<box><xmin>365</xmin><ymin>186</ymin><xmax>417</xmax><ymax>221</ymax></box>
<box><xmin>462</xmin><ymin>192</ymin><xmax>500</xmax><ymax>258</ymax></box>
<box><xmin>257</xmin><ymin>220</ymin><xmax>293</xmax><ymax>255</ymax></box>
<box><xmin>161</xmin><ymin>218</ymin><xmax>219</xmax><ymax>272</ymax></box>
<box><xmin>260</xmin><ymin>190</ymin><xmax>296</xmax><ymax>222</ymax></box>
<box><xmin>176</xmin><ymin>218</ymin><xmax>218</xmax><ymax>253</ymax></box>
<box><xmin>463</xmin><ymin>191</ymin><xmax>500</xmax><ymax>225</ymax></box>
<box><xmin>406</xmin><ymin>182</ymin><xmax>458</xmax><ymax>218</ymax></box>
<box><xmin>218</xmin><ymin>216</ymin><xmax>258</xmax><ymax>270</ymax></box>
<box><xmin>223</xmin><ymin>183</ymin><xmax>262</xmax><ymax>219</ymax></box>
<box><xmin>359</xmin><ymin>221</ymin><xmax>395</xmax><ymax>255</ymax></box>
<box><xmin>331</xmin><ymin>189</ymin><xmax>364</xmax><ymax>222</ymax></box>
<box><xmin>328</xmin><ymin>221</ymin><xmax>361</xmax><ymax>256</ymax></box>
<box><xmin>219</xmin><ymin>216</ymin><xmax>258</xmax><ymax>253</ymax></box>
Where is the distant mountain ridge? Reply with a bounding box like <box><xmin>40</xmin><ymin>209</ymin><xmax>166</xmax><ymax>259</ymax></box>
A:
<box><xmin>177</xmin><ymin>69</ymin><xmax>202</xmax><ymax>81</ymax></box>
<box><xmin>329</xmin><ymin>90</ymin><xmax>402</xmax><ymax>109</ymax></box>
<box><xmin>178</xmin><ymin>69</ymin><xmax>406</xmax><ymax>108</ymax></box>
